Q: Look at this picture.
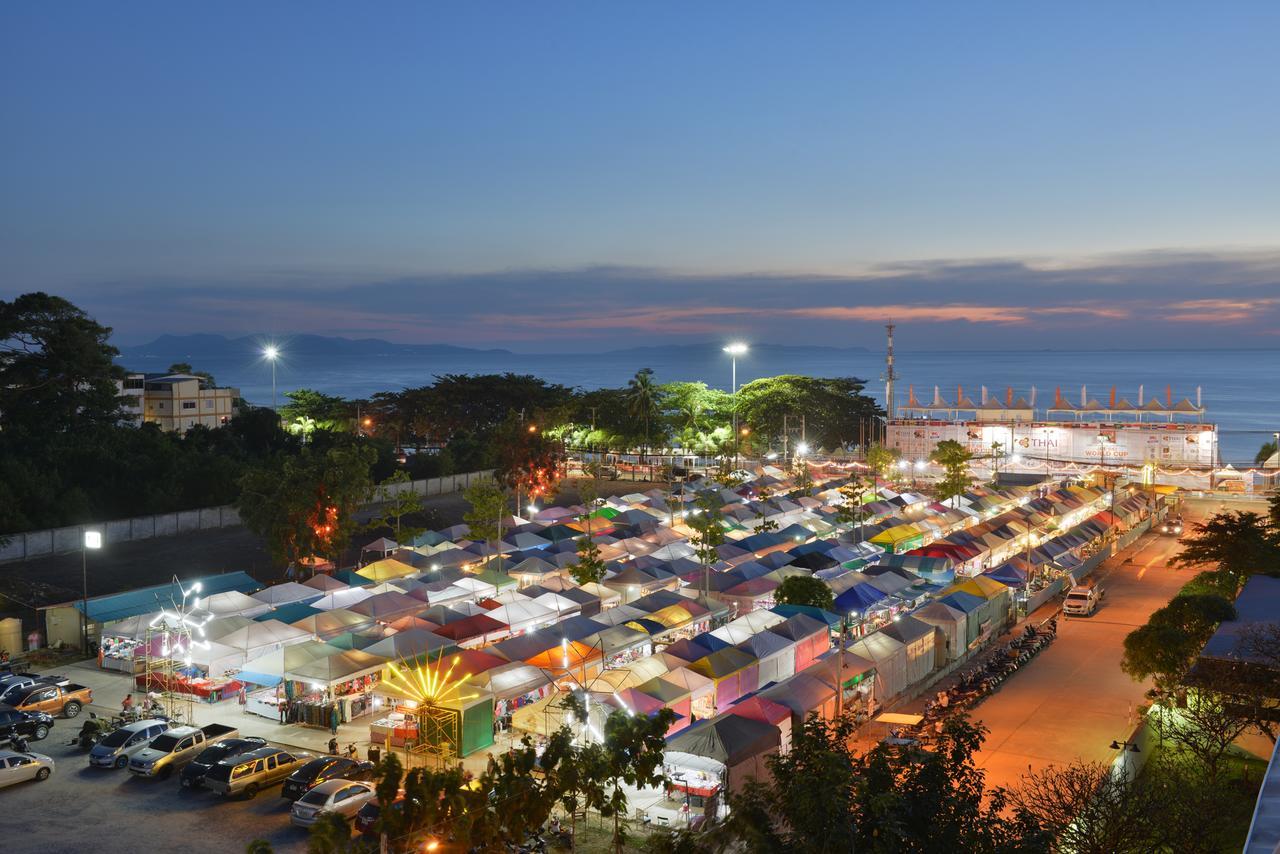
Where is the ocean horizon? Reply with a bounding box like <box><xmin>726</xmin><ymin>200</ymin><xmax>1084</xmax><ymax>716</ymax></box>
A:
<box><xmin>119</xmin><ymin>344</ymin><xmax>1280</xmax><ymax>465</ymax></box>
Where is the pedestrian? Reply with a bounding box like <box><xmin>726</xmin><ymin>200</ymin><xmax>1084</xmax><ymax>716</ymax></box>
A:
<box><xmin>97</xmin><ymin>645</ymin><xmax>105</xmax><ymax>668</ymax></box>
<box><xmin>121</xmin><ymin>694</ymin><xmax>134</xmax><ymax>714</ymax></box>
<box><xmin>329</xmin><ymin>702</ymin><xmax>339</xmax><ymax>736</ymax></box>
<box><xmin>278</xmin><ymin>700</ymin><xmax>287</xmax><ymax>725</ymax></box>
<box><xmin>237</xmin><ymin>685</ymin><xmax>247</xmax><ymax>707</ymax></box>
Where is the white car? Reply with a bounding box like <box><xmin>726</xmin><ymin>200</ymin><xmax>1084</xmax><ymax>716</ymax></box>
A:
<box><xmin>88</xmin><ymin>719</ymin><xmax>170</xmax><ymax>769</ymax></box>
<box><xmin>0</xmin><ymin>749</ymin><xmax>54</xmax><ymax>788</ymax></box>
<box><xmin>290</xmin><ymin>778</ymin><xmax>377</xmax><ymax>827</ymax></box>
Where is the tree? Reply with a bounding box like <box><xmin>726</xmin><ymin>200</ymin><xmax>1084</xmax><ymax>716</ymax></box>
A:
<box><xmin>468</xmin><ymin>735</ymin><xmax>564</xmax><ymax>850</ymax></box>
<box><xmin>571</xmin><ymin>535</ymin><xmax>608</xmax><ymax>586</ymax></box>
<box><xmin>366</xmin><ymin>469</ymin><xmax>425</xmax><ymax>541</ymax></box>
<box><xmin>626</xmin><ymin>368</ymin><xmax>661</xmax><ymax>456</ymax></box>
<box><xmin>930</xmin><ymin>439</ymin><xmax>973</xmax><ymax>506</ymax></box>
<box><xmin>306</xmin><ymin>813</ymin><xmax>359</xmax><ymax>853</ymax></box>
<box><xmin>493</xmin><ymin>414</ymin><xmax>564</xmax><ymax>508</ymax></box>
<box><xmin>1171</xmin><ymin>510</ymin><xmax>1280</xmax><ymax>579</ymax></box>
<box><xmin>1256</xmin><ymin>439</ymin><xmax>1278</xmax><ymax>466</ymax></box>
<box><xmin>865</xmin><ymin>443</ymin><xmax>900</xmax><ymax>482</ymax></box>
<box><xmin>791</xmin><ymin>454</ymin><xmax>813</xmax><ymax>491</ymax></box>
<box><xmin>236</xmin><ymin>443</ymin><xmax>376</xmax><ymax>566</ymax></box>
<box><xmin>1121</xmin><ymin>590</ymin><xmax>1236</xmax><ymax>690</ymax></box>
<box><xmin>0</xmin><ymin>292</ymin><xmax>124</xmax><ymax>436</ymax></box>
<box><xmin>280</xmin><ymin>389</ymin><xmax>351</xmax><ymax>434</ymax></box>
<box><xmin>464</xmin><ymin>479</ymin><xmax>507</xmax><ymax>569</ymax></box>
<box><xmin>834</xmin><ymin>475</ymin><xmax>872</xmax><ymax>540</ymax></box>
<box><xmin>599</xmin><ymin>705</ymin><xmax>678</xmax><ymax>853</ymax></box>
<box><xmin>735</xmin><ymin>375</ymin><xmax>881</xmax><ymax>450</ymax></box>
<box><xmin>774</xmin><ymin>575</ymin><xmax>834</xmax><ymax>610</ymax></box>
<box><xmin>1009</xmin><ymin>761</ymin><xmax>1167</xmax><ymax>854</ymax></box>
<box><xmin>167</xmin><ymin>361</ymin><xmax>217</xmax><ymax>388</ymax></box>
<box><xmin>1164</xmin><ymin>689</ymin><xmax>1256</xmax><ymax>783</ymax></box>
<box><xmin>686</xmin><ymin>492</ymin><xmax>726</xmax><ymax>599</ymax></box>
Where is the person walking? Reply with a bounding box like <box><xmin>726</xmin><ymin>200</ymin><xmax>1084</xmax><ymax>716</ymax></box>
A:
<box><xmin>329</xmin><ymin>702</ymin><xmax>339</xmax><ymax>736</ymax></box>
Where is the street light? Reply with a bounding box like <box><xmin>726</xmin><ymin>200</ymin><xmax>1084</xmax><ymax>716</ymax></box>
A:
<box><xmin>82</xmin><ymin>530</ymin><xmax>102</xmax><ymax>654</ymax></box>
<box><xmin>796</xmin><ymin>442</ymin><xmax>809</xmax><ymax>456</ymax></box>
<box><xmin>263</xmin><ymin>345</ymin><xmax>280</xmax><ymax>411</ymax></box>
<box><xmin>723</xmin><ymin>343</ymin><xmax>748</xmax><ymax>469</ymax></box>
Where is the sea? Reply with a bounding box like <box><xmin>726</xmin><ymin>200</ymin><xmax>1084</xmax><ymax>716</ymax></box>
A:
<box><xmin>126</xmin><ymin>348</ymin><xmax>1280</xmax><ymax>465</ymax></box>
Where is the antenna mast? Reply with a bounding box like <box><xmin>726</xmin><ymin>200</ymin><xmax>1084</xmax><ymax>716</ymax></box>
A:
<box><xmin>884</xmin><ymin>324</ymin><xmax>898</xmax><ymax>420</ymax></box>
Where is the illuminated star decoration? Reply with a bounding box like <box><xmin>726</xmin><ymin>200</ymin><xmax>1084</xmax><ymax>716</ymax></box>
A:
<box><xmin>148</xmin><ymin>577</ymin><xmax>214</xmax><ymax>666</ymax></box>
<box><xmin>383</xmin><ymin>652</ymin><xmax>479</xmax><ymax>706</ymax></box>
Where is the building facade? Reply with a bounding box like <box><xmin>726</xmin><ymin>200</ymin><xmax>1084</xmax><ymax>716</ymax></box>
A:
<box><xmin>116</xmin><ymin>373</ymin><xmax>240</xmax><ymax>433</ymax></box>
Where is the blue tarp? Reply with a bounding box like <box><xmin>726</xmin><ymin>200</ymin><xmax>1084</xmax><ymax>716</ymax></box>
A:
<box><xmin>254</xmin><ymin>602</ymin><xmax>322</xmax><ymax>624</ymax></box>
<box><xmin>834</xmin><ymin>583</ymin><xmax>889</xmax><ymax>614</ymax></box>
<box><xmin>983</xmin><ymin>563</ymin><xmax>1028</xmax><ymax>586</ymax></box>
<box><xmin>938</xmin><ymin>591</ymin><xmax>986</xmax><ymax>614</ymax></box>
<box><xmin>233</xmin><ymin>670</ymin><xmax>282</xmax><ymax>687</ymax></box>
<box><xmin>770</xmin><ymin>603</ymin><xmax>842</xmax><ymax>629</ymax></box>
<box><xmin>77</xmin><ymin>571</ymin><xmax>260</xmax><ymax>623</ymax></box>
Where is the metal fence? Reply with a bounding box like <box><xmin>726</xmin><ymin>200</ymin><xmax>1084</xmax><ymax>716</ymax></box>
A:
<box><xmin>0</xmin><ymin>469</ymin><xmax>495</xmax><ymax>564</ymax></box>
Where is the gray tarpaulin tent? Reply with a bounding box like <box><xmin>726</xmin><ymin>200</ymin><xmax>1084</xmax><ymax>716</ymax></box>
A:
<box><xmin>878</xmin><ymin>615</ymin><xmax>939</xmax><ymax>685</ymax></box>
<box><xmin>846</xmin><ymin>632</ymin><xmax>908</xmax><ymax>703</ymax></box>
<box><xmin>910</xmin><ymin>602</ymin><xmax>967</xmax><ymax>663</ymax></box>
<box><xmin>665</xmin><ymin>713</ymin><xmax>780</xmax><ymax>798</ymax></box>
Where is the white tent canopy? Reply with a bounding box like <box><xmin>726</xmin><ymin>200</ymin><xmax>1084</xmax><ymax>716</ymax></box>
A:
<box><xmin>311</xmin><ymin>587</ymin><xmax>375</xmax><ymax>611</ymax></box>
<box><xmin>487</xmin><ymin>600</ymin><xmax>557</xmax><ymax>634</ymax></box>
<box><xmin>251</xmin><ymin>583</ymin><xmax>321</xmax><ymax>608</ymax></box>
<box><xmin>196</xmin><ymin>590</ymin><xmax>273</xmax><ymax>619</ymax></box>
<box><xmin>216</xmin><ymin>619</ymin><xmax>313</xmax><ymax>661</ymax></box>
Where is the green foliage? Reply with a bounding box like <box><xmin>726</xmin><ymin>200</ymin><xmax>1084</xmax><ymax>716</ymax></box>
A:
<box><xmin>571</xmin><ymin>535</ymin><xmax>608</xmax><ymax>586</ymax></box>
<box><xmin>1171</xmin><ymin>510</ymin><xmax>1280</xmax><ymax>579</ymax></box>
<box><xmin>1257</xmin><ymin>439</ymin><xmax>1277</xmax><ymax>466</ymax></box>
<box><xmin>280</xmin><ymin>389</ymin><xmax>351</xmax><ymax>435</ymax></box>
<box><xmin>305</xmin><ymin>813</ymin><xmax>357</xmax><ymax>853</ymax></box>
<box><xmin>833</xmin><ymin>476</ymin><xmax>871</xmax><ymax>534</ymax></box>
<box><xmin>713</xmin><ymin>714</ymin><xmax>1048</xmax><ymax>854</ymax></box>
<box><xmin>687</xmin><ymin>492</ymin><xmax>726</xmax><ymax>568</ymax></box>
<box><xmin>864</xmin><ymin>443</ymin><xmax>900</xmax><ymax>480</ymax></box>
<box><xmin>626</xmin><ymin>368</ymin><xmax>662</xmax><ymax>450</ymax></box>
<box><xmin>929</xmin><ymin>439</ymin><xmax>973</xmax><ymax>505</ymax></box>
<box><xmin>236</xmin><ymin>443</ymin><xmax>376</xmax><ymax>566</ymax></box>
<box><xmin>774</xmin><ymin>575</ymin><xmax>835</xmax><ymax>610</ymax></box>
<box><xmin>598</xmin><ymin>704</ymin><xmax>678</xmax><ymax>852</ymax></box>
<box><xmin>463</xmin><ymin>479</ymin><xmax>507</xmax><ymax>552</ymax></box>
<box><xmin>736</xmin><ymin>375</ymin><xmax>881</xmax><ymax>450</ymax></box>
<box><xmin>1121</xmin><ymin>588</ymin><xmax>1236</xmax><ymax>689</ymax></box>
<box><xmin>493</xmin><ymin>414</ymin><xmax>564</xmax><ymax>502</ymax></box>
<box><xmin>366</xmin><ymin>469</ymin><xmax>425</xmax><ymax>541</ymax></box>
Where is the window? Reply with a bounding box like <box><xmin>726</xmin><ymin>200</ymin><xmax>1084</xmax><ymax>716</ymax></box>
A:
<box><xmin>182</xmin><ymin>401</ymin><xmax>196</xmax><ymax>410</ymax></box>
<box><xmin>204</xmin><ymin>400</ymin><xmax>213</xmax><ymax>409</ymax></box>
<box><xmin>265</xmin><ymin>754</ymin><xmax>277</xmax><ymax>771</ymax></box>
<box><xmin>178</xmin><ymin>737</ymin><xmax>194</xmax><ymax>751</ymax></box>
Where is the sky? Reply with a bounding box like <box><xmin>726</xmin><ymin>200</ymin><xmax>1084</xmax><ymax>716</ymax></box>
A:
<box><xmin>3</xmin><ymin>2</ymin><xmax>1279</xmax><ymax>351</ymax></box>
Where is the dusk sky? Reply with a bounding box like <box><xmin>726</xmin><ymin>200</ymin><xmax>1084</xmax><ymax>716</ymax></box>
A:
<box><xmin>4</xmin><ymin>3</ymin><xmax>1279</xmax><ymax>351</ymax></box>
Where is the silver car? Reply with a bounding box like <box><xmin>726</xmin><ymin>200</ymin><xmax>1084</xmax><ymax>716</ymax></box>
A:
<box><xmin>0</xmin><ymin>749</ymin><xmax>54</xmax><ymax>788</ymax></box>
<box><xmin>89</xmin><ymin>719</ymin><xmax>170</xmax><ymax>769</ymax></box>
<box><xmin>290</xmin><ymin>778</ymin><xmax>377</xmax><ymax>827</ymax></box>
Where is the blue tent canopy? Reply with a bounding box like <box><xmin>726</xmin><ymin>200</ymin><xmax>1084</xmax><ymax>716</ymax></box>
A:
<box><xmin>938</xmin><ymin>591</ymin><xmax>985</xmax><ymax>614</ymax></box>
<box><xmin>254</xmin><ymin>602</ymin><xmax>322</xmax><ymax>624</ymax></box>
<box><xmin>233</xmin><ymin>670</ymin><xmax>282</xmax><ymax>687</ymax></box>
<box><xmin>770</xmin><ymin>603</ymin><xmax>842</xmax><ymax>629</ymax></box>
<box><xmin>789</xmin><ymin>539</ymin><xmax>839</xmax><ymax>557</ymax></box>
<box><xmin>75</xmin><ymin>571</ymin><xmax>260</xmax><ymax>623</ymax></box>
<box><xmin>983</xmin><ymin>563</ymin><xmax>1028</xmax><ymax>586</ymax></box>
<box><xmin>834</xmin><ymin>583</ymin><xmax>889</xmax><ymax>614</ymax></box>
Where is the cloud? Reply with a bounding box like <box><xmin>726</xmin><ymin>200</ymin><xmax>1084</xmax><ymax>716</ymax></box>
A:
<box><xmin>64</xmin><ymin>247</ymin><xmax>1280</xmax><ymax>350</ymax></box>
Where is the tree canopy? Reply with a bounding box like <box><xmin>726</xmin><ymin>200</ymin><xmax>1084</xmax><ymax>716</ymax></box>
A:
<box><xmin>774</xmin><ymin>575</ymin><xmax>835</xmax><ymax>610</ymax></box>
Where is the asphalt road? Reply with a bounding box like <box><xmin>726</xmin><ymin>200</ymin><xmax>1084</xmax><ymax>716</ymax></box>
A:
<box><xmin>966</xmin><ymin>504</ymin><xmax>1204</xmax><ymax>790</ymax></box>
<box><xmin>3</xmin><ymin>728</ymin><xmax>312</xmax><ymax>854</ymax></box>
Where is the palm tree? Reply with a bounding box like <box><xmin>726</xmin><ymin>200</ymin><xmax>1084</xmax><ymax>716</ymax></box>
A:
<box><xmin>626</xmin><ymin>368</ymin><xmax>659</xmax><ymax>460</ymax></box>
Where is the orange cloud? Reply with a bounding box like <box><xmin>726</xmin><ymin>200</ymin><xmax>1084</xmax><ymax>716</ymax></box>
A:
<box><xmin>1161</xmin><ymin>298</ymin><xmax>1280</xmax><ymax>323</ymax></box>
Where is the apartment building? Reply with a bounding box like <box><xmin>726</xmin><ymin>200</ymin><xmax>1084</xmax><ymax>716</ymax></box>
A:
<box><xmin>116</xmin><ymin>373</ymin><xmax>240</xmax><ymax>433</ymax></box>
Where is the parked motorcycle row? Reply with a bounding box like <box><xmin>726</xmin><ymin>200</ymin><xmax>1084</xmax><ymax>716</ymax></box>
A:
<box><xmin>921</xmin><ymin>617</ymin><xmax>1059</xmax><ymax>725</ymax></box>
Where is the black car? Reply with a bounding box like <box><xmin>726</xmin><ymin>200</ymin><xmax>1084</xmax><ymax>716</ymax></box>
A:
<box><xmin>179</xmin><ymin>736</ymin><xmax>267</xmax><ymax>789</ymax></box>
<box><xmin>281</xmin><ymin>756</ymin><xmax>375</xmax><ymax>801</ymax></box>
<box><xmin>0</xmin><ymin>705</ymin><xmax>55</xmax><ymax>743</ymax></box>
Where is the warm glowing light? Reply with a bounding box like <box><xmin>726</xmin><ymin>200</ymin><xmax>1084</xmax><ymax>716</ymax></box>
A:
<box><xmin>362</xmin><ymin>417</ymin><xmax>372</xmax><ymax>427</ymax></box>
<box><xmin>384</xmin><ymin>653</ymin><xmax>478</xmax><ymax>706</ymax></box>
<box><xmin>527</xmin><ymin>424</ymin><xmax>537</xmax><ymax>433</ymax></box>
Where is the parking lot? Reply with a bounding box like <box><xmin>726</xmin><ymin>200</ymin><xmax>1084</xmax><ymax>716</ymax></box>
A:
<box><xmin>5</xmin><ymin>728</ymin><xmax>313</xmax><ymax>854</ymax></box>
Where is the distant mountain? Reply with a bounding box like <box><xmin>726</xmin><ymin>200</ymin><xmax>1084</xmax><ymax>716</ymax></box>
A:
<box><xmin>117</xmin><ymin>333</ymin><xmax>512</xmax><ymax>360</ymax></box>
<box><xmin>601</xmin><ymin>341</ymin><xmax>869</xmax><ymax>356</ymax></box>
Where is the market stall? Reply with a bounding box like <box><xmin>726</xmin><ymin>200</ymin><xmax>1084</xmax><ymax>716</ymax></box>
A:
<box><xmin>284</xmin><ymin>648</ymin><xmax>389</xmax><ymax>725</ymax></box>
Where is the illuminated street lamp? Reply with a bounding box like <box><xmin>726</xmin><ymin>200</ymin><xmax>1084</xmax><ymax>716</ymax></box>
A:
<box><xmin>723</xmin><ymin>343</ymin><xmax>748</xmax><ymax>469</ymax></box>
<box><xmin>82</xmin><ymin>530</ymin><xmax>102</xmax><ymax>654</ymax></box>
<box><xmin>796</xmin><ymin>442</ymin><xmax>809</xmax><ymax>457</ymax></box>
<box><xmin>263</xmin><ymin>345</ymin><xmax>281</xmax><ymax>411</ymax></box>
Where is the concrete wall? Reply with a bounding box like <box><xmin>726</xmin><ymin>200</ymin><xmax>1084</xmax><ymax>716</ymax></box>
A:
<box><xmin>0</xmin><ymin>469</ymin><xmax>495</xmax><ymax>564</ymax></box>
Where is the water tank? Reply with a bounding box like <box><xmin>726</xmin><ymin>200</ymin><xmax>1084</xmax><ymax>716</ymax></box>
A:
<box><xmin>0</xmin><ymin>617</ymin><xmax>23</xmax><ymax>655</ymax></box>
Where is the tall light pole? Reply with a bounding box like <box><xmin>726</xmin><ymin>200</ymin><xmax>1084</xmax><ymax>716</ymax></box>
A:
<box><xmin>263</xmin><ymin>345</ymin><xmax>280</xmax><ymax>411</ymax></box>
<box><xmin>723</xmin><ymin>343</ymin><xmax>748</xmax><ymax>471</ymax></box>
<box><xmin>82</xmin><ymin>530</ymin><xmax>102</xmax><ymax>654</ymax></box>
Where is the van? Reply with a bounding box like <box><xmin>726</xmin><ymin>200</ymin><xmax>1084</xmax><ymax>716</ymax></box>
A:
<box><xmin>203</xmin><ymin>746</ymin><xmax>311</xmax><ymax>799</ymax></box>
<box><xmin>89</xmin><ymin>719</ymin><xmax>170</xmax><ymax>769</ymax></box>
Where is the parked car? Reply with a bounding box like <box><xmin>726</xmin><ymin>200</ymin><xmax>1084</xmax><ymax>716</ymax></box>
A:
<box><xmin>0</xmin><ymin>706</ymin><xmax>55</xmax><ymax>743</ymax></box>
<box><xmin>179</xmin><ymin>737</ymin><xmax>268</xmax><ymax>789</ymax></box>
<box><xmin>203</xmin><ymin>746</ymin><xmax>312</xmax><ymax>799</ymax></box>
<box><xmin>88</xmin><ymin>719</ymin><xmax>171</xmax><ymax>769</ymax></box>
<box><xmin>128</xmin><ymin>723</ymin><xmax>240</xmax><ymax>778</ymax></box>
<box><xmin>1063</xmin><ymin>583</ymin><xmax>1102</xmax><ymax>617</ymax></box>
<box><xmin>1160</xmin><ymin>515</ymin><xmax>1184</xmax><ymax>536</ymax></box>
<box><xmin>0</xmin><ymin>674</ymin><xmax>66</xmax><ymax>705</ymax></box>
<box><xmin>8</xmin><ymin>682</ymin><xmax>92</xmax><ymax>718</ymax></box>
<box><xmin>281</xmin><ymin>755</ymin><xmax>375</xmax><ymax>801</ymax></box>
<box><xmin>290</xmin><ymin>779</ymin><xmax>378</xmax><ymax>828</ymax></box>
<box><xmin>356</xmin><ymin>791</ymin><xmax>409</xmax><ymax>837</ymax></box>
<box><xmin>0</xmin><ymin>749</ymin><xmax>55</xmax><ymax>788</ymax></box>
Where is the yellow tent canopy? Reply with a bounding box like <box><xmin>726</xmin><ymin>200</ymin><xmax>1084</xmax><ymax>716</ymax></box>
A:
<box><xmin>357</xmin><ymin>558</ymin><xmax>419</xmax><ymax>583</ymax></box>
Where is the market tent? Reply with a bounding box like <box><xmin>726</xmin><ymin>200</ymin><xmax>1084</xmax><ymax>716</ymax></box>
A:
<box><xmin>290</xmin><ymin>609</ymin><xmax>374</xmax><ymax>640</ymax></box>
<box><xmin>355</xmin><ymin>558</ymin><xmax>419</xmax><ymax>583</ymax></box>
<box><xmin>686</xmin><ymin>648</ymin><xmax>760</xmax><ymax>710</ymax></box>
<box><xmin>736</xmin><ymin>630</ymin><xmax>796</xmax><ymax>687</ymax></box>
<box><xmin>634</xmin><ymin>674</ymin><xmax>694</xmax><ymax>720</ymax></box>
<box><xmin>833</xmin><ymin>581</ymin><xmax>889</xmax><ymax>616</ymax></box>
<box><xmin>528</xmin><ymin>592</ymin><xmax>583</xmax><ymax>619</ymax></box>
<box><xmin>846</xmin><ymin>632</ymin><xmax>908</xmax><ymax>703</ymax></box>
<box><xmin>609</xmin><ymin>687</ymin><xmax>666</xmax><ymax>717</ymax></box>
<box><xmin>286</xmin><ymin>649</ymin><xmax>388</xmax><ymax>685</ymax></box>
<box><xmin>203</xmin><ymin>615</ymin><xmax>256</xmax><ymax>641</ymax></box>
<box><xmin>349</xmin><ymin>591</ymin><xmax>429</xmax><ymax>622</ymax></box>
<box><xmin>466</xmin><ymin>661</ymin><xmax>552</xmax><ymax>703</ymax></box>
<box><xmin>726</xmin><ymin>696</ymin><xmax>794</xmax><ymax>751</ymax></box>
<box><xmin>523</xmin><ymin>640</ymin><xmax>603</xmax><ymax>675</ymax></box>
<box><xmin>877</xmin><ymin>616</ymin><xmax>939</xmax><ymax>685</ymax></box>
<box><xmin>251</xmin><ymin>583</ymin><xmax>322</xmax><ymax>608</ymax></box>
<box><xmin>303</xmin><ymin>574</ymin><xmax>349</xmax><ymax>593</ymax></box>
<box><xmin>361</xmin><ymin>537</ymin><xmax>400</xmax><ymax>556</ymax></box>
<box><xmin>486</xmin><ymin>600</ymin><xmax>558</xmax><ymax>634</ymax></box>
<box><xmin>101</xmin><ymin>612</ymin><xmax>163</xmax><ymax>639</ymax></box>
<box><xmin>362</xmin><ymin>629</ymin><xmax>454</xmax><ymax>663</ymax></box>
<box><xmin>757</xmin><ymin>672</ymin><xmax>836</xmax><ymax>724</ymax></box>
<box><xmin>431</xmin><ymin>613</ymin><xmax>510</xmax><ymax>647</ymax></box>
<box><xmin>710</xmin><ymin>610</ymin><xmax>786</xmax><ymax>646</ymax></box>
<box><xmin>910</xmin><ymin>602</ymin><xmax>967</xmax><ymax>662</ymax></box>
<box><xmin>665</xmin><ymin>714</ymin><xmax>780</xmax><ymax>799</ymax></box>
<box><xmin>590</xmin><ymin>604</ymin><xmax>647</xmax><ymax>627</ymax></box>
<box><xmin>617</xmin><ymin>656</ymin><xmax>671</xmax><ymax>686</ymax></box>
<box><xmin>937</xmin><ymin>592</ymin><xmax>986</xmax><ymax>647</ymax></box>
<box><xmin>983</xmin><ymin>563</ymin><xmax>1028</xmax><ymax>587</ymax></box>
<box><xmin>768</xmin><ymin>613</ymin><xmax>831</xmax><ymax>672</ymax></box>
<box><xmin>186</xmin><ymin>640</ymin><xmax>246</xmax><ymax>676</ymax></box>
<box><xmin>326</xmin><ymin>630</ymin><xmax>384</xmax><ymax>651</ymax></box>
<box><xmin>197</xmin><ymin>590</ymin><xmax>274</xmax><ymax>619</ymax></box>
<box><xmin>594</xmin><ymin>624</ymin><xmax>650</xmax><ymax>659</ymax></box>
<box><xmin>452</xmin><ymin>577</ymin><xmax>499</xmax><ymax>600</ymax></box>
<box><xmin>512</xmin><ymin>691</ymin><xmax>609</xmax><ymax>737</ymax></box>
<box><xmin>217</xmin><ymin>619</ymin><xmax>313</xmax><ymax>661</ymax></box>
<box><xmin>769</xmin><ymin>604</ymin><xmax>842</xmax><ymax>630</ymax></box>
<box><xmin>244</xmin><ymin>640</ymin><xmax>340</xmax><ymax>680</ymax></box>
<box><xmin>311</xmin><ymin>587</ymin><xmax>375</xmax><ymax>612</ymax></box>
